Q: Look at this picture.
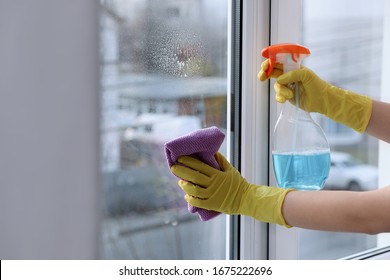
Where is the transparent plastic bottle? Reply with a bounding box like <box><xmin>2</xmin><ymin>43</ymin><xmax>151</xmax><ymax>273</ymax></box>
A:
<box><xmin>262</xmin><ymin>44</ymin><xmax>330</xmax><ymax>190</ymax></box>
<box><xmin>272</xmin><ymin>88</ymin><xmax>330</xmax><ymax>190</ymax></box>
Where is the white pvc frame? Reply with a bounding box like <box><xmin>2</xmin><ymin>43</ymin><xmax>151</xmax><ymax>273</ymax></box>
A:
<box><xmin>378</xmin><ymin>0</ymin><xmax>390</xmax><ymax>249</ymax></box>
<box><xmin>239</xmin><ymin>0</ymin><xmax>271</xmax><ymax>260</ymax></box>
<box><xmin>238</xmin><ymin>0</ymin><xmax>303</xmax><ymax>260</ymax></box>
<box><xmin>268</xmin><ymin>0</ymin><xmax>302</xmax><ymax>260</ymax></box>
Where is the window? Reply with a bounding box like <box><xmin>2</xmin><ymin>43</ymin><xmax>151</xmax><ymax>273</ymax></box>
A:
<box><xmin>297</xmin><ymin>0</ymin><xmax>390</xmax><ymax>259</ymax></box>
<box><xmin>267</xmin><ymin>0</ymin><xmax>390</xmax><ymax>260</ymax></box>
<box><xmin>100</xmin><ymin>0</ymin><xmax>228</xmax><ymax>259</ymax></box>
<box><xmin>99</xmin><ymin>0</ymin><xmax>390</xmax><ymax>261</ymax></box>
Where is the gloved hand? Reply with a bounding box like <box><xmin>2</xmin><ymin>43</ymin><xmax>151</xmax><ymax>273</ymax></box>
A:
<box><xmin>170</xmin><ymin>152</ymin><xmax>294</xmax><ymax>227</ymax></box>
<box><xmin>258</xmin><ymin>60</ymin><xmax>373</xmax><ymax>133</ymax></box>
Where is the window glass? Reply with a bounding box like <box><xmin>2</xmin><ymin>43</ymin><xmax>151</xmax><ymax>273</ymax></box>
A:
<box><xmin>300</xmin><ymin>0</ymin><xmax>390</xmax><ymax>259</ymax></box>
<box><xmin>99</xmin><ymin>0</ymin><xmax>228</xmax><ymax>259</ymax></box>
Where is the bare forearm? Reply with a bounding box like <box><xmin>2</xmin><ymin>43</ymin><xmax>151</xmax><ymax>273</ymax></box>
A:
<box><xmin>365</xmin><ymin>100</ymin><xmax>390</xmax><ymax>143</ymax></box>
<box><xmin>282</xmin><ymin>186</ymin><xmax>390</xmax><ymax>234</ymax></box>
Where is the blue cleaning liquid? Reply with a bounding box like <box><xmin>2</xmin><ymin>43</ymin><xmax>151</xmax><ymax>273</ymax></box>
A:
<box><xmin>272</xmin><ymin>151</ymin><xmax>330</xmax><ymax>190</ymax></box>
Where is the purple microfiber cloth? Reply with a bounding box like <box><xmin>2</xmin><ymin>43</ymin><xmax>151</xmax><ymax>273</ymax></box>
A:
<box><xmin>164</xmin><ymin>126</ymin><xmax>225</xmax><ymax>221</ymax></box>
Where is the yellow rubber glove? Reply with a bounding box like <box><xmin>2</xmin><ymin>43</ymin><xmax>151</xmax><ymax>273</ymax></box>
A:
<box><xmin>170</xmin><ymin>152</ymin><xmax>294</xmax><ymax>227</ymax></box>
<box><xmin>258</xmin><ymin>60</ymin><xmax>284</xmax><ymax>81</ymax></box>
<box><xmin>258</xmin><ymin>60</ymin><xmax>373</xmax><ymax>133</ymax></box>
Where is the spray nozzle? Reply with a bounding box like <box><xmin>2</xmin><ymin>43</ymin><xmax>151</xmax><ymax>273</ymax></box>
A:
<box><xmin>261</xmin><ymin>43</ymin><xmax>311</xmax><ymax>78</ymax></box>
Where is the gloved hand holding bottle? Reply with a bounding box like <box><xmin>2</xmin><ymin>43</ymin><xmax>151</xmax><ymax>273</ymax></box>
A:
<box><xmin>258</xmin><ymin>60</ymin><xmax>372</xmax><ymax>133</ymax></box>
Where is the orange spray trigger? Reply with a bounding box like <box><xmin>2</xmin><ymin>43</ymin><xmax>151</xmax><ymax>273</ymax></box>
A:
<box><xmin>261</xmin><ymin>43</ymin><xmax>311</xmax><ymax>78</ymax></box>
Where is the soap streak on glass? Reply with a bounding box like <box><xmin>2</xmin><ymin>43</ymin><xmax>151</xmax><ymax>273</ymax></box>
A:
<box><xmin>149</xmin><ymin>27</ymin><xmax>204</xmax><ymax>78</ymax></box>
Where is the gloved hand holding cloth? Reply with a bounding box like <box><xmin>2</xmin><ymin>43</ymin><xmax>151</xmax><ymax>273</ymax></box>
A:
<box><xmin>165</xmin><ymin>126</ymin><xmax>225</xmax><ymax>221</ymax></box>
<box><xmin>170</xmin><ymin>152</ymin><xmax>294</xmax><ymax>227</ymax></box>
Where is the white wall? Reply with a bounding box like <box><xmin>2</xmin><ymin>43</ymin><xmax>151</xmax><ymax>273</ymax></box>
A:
<box><xmin>0</xmin><ymin>0</ymin><xmax>100</xmax><ymax>259</ymax></box>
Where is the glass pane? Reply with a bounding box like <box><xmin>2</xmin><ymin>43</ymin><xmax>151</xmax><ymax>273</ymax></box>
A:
<box><xmin>99</xmin><ymin>0</ymin><xmax>228</xmax><ymax>259</ymax></box>
<box><xmin>300</xmin><ymin>0</ymin><xmax>390</xmax><ymax>259</ymax></box>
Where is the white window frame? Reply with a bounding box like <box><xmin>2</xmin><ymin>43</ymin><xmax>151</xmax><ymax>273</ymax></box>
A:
<box><xmin>238</xmin><ymin>0</ymin><xmax>303</xmax><ymax>260</ymax></box>
<box><xmin>377</xmin><ymin>0</ymin><xmax>390</xmax><ymax>250</ymax></box>
<box><xmin>239</xmin><ymin>0</ymin><xmax>271</xmax><ymax>260</ymax></box>
<box><xmin>268</xmin><ymin>0</ymin><xmax>302</xmax><ymax>260</ymax></box>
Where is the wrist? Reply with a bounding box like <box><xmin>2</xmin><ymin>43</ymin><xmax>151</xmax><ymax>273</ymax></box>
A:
<box><xmin>239</xmin><ymin>185</ymin><xmax>293</xmax><ymax>227</ymax></box>
<box><xmin>326</xmin><ymin>86</ymin><xmax>372</xmax><ymax>132</ymax></box>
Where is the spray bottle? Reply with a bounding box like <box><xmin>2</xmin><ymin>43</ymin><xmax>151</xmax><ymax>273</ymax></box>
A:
<box><xmin>262</xmin><ymin>43</ymin><xmax>330</xmax><ymax>191</ymax></box>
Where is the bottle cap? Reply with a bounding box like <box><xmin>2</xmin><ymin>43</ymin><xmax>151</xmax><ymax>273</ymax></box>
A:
<box><xmin>261</xmin><ymin>43</ymin><xmax>310</xmax><ymax>78</ymax></box>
